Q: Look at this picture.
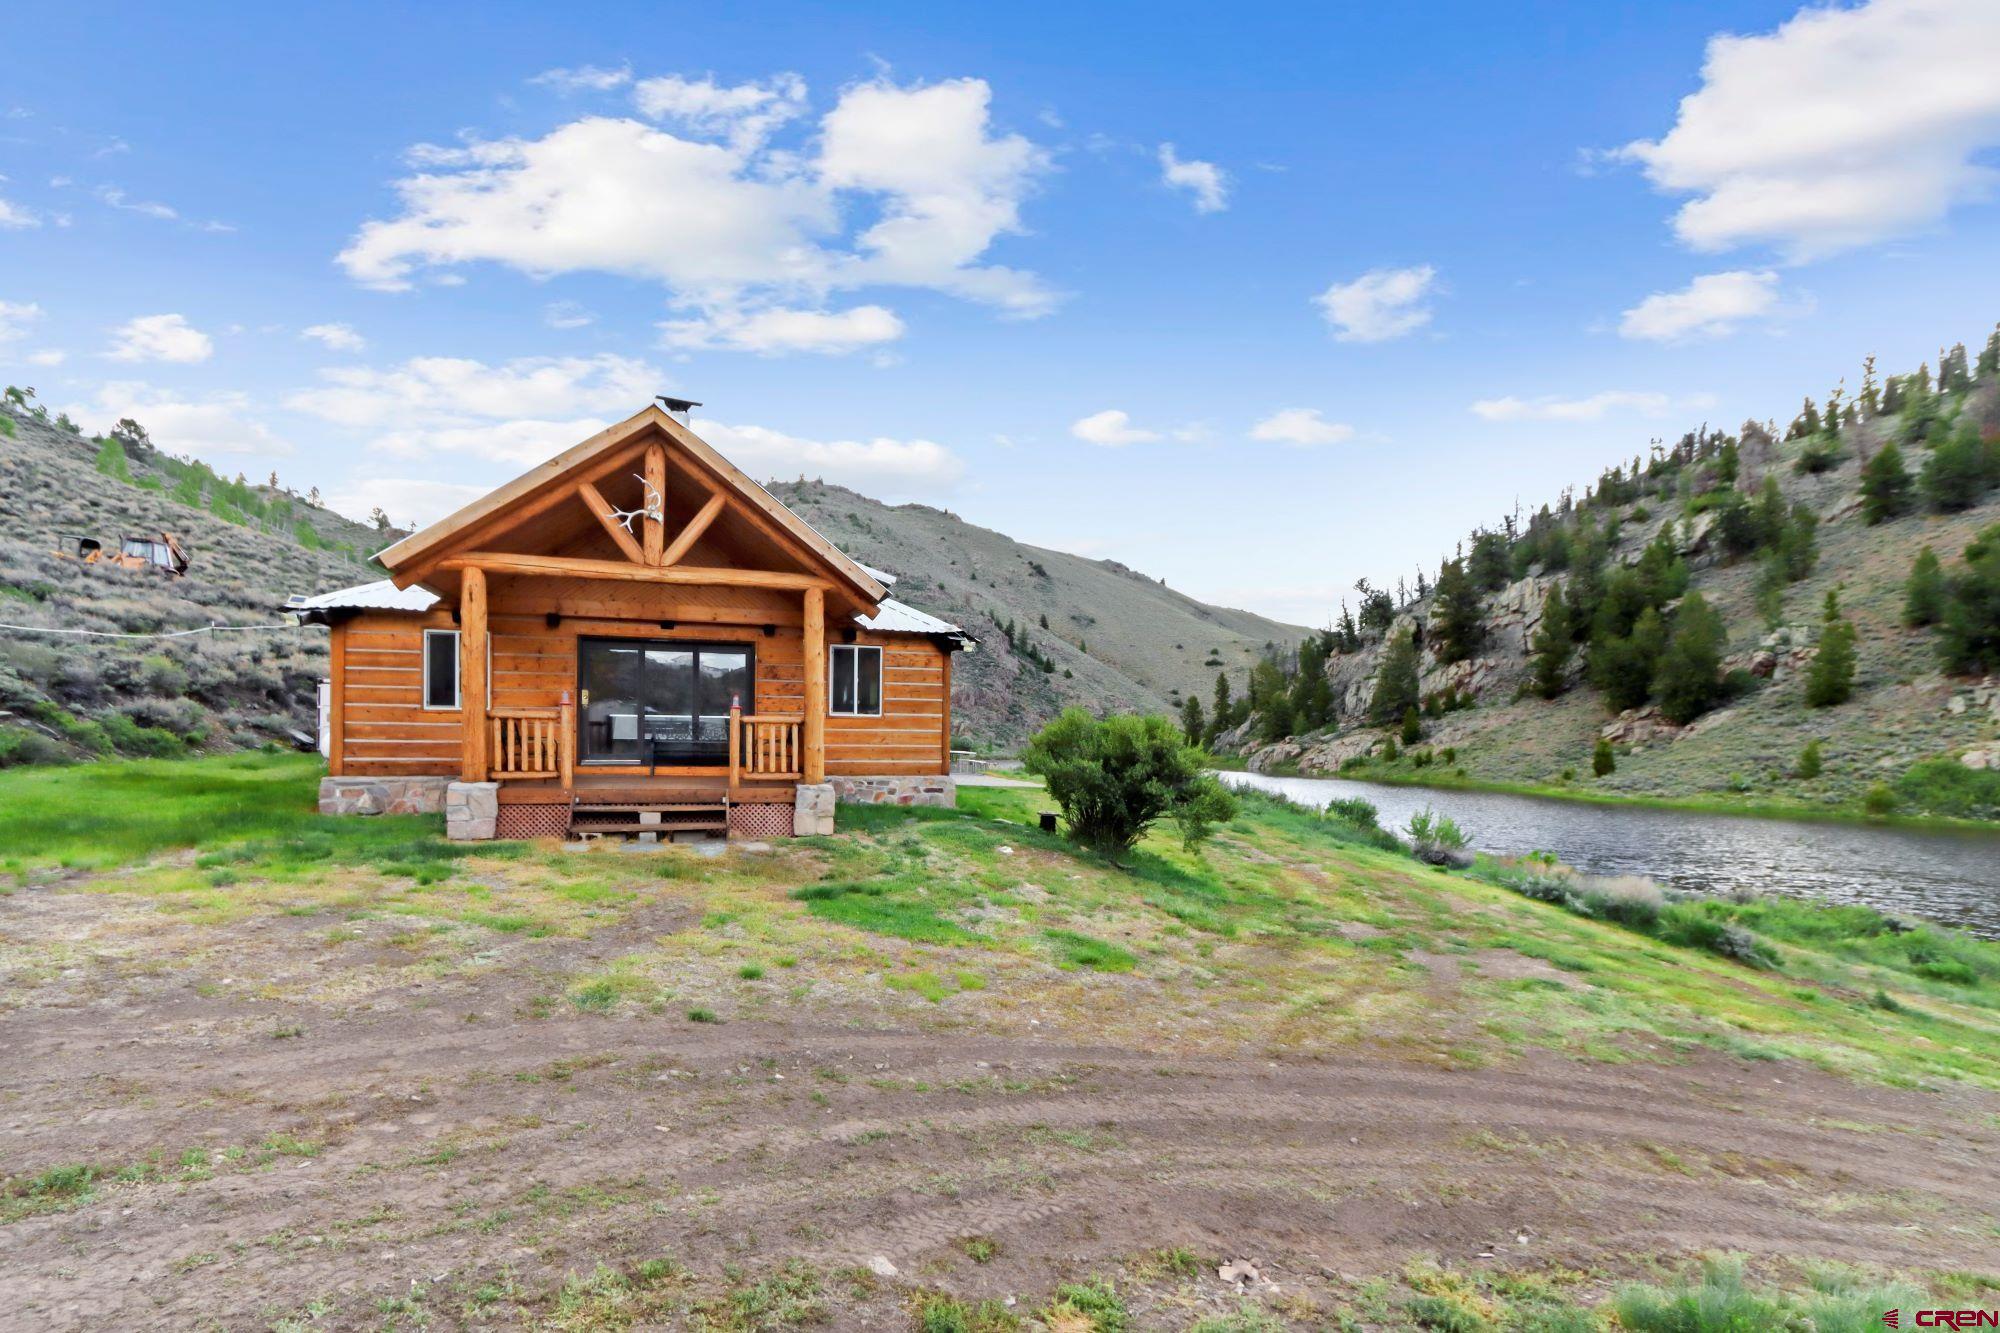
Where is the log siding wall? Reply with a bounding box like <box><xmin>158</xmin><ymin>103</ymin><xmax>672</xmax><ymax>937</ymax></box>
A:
<box><xmin>327</xmin><ymin>608</ymin><xmax>950</xmax><ymax>779</ymax></box>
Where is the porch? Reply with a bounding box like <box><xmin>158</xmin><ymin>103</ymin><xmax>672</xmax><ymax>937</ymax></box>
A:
<box><xmin>473</xmin><ymin>708</ymin><xmax>818</xmax><ymax>841</ymax></box>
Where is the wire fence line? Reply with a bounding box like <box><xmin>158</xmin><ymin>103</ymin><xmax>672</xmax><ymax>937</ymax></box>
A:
<box><xmin>0</xmin><ymin>620</ymin><xmax>307</xmax><ymax>641</ymax></box>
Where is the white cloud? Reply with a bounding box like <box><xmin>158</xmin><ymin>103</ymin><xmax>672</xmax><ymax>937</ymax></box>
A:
<box><xmin>1471</xmin><ymin>390</ymin><xmax>1681</xmax><ymax>423</ymax></box>
<box><xmin>287</xmin><ymin>352</ymin><xmax>658</xmax><ymax>431</ymax></box>
<box><xmin>94</xmin><ymin>185</ymin><xmax>177</xmax><ymax>221</ymax></box>
<box><xmin>1618</xmin><ymin>269</ymin><xmax>1781</xmax><ymax>342</ymax></box>
<box><xmin>301</xmin><ymin>322</ymin><xmax>367</xmax><ymax>352</ymax></box>
<box><xmin>0</xmin><ymin>197</ymin><xmax>38</xmax><ymax>229</ymax></box>
<box><xmin>1158</xmin><ymin>143</ymin><xmax>1229</xmax><ymax>213</ymax></box>
<box><xmin>543</xmin><ymin>300</ymin><xmax>596</xmax><ymax>329</ymax></box>
<box><xmin>339</xmin><ymin>74</ymin><xmax>1057</xmax><ymax>328</ymax></box>
<box><xmin>288</xmin><ymin>351</ymin><xmax>665</xmax><ymax>472</ymax></box>
<box><xmin>27</xmin><ymin>349</ymin><xmax>66</xmax><ymax>366</ymax></box>
<box><xmin>325</xmin><ymin>478</ymin><xmax>491</xmax><ymax>531</ymax></box>
<box><xmin>106</xmin><ymin>313</ymin><xmax>213</xmax><ymax>363</ymax></box>
<box><xmin>530</xmin><ymin>63</ymin><xmax>633</xmax><ymax>93</ymax></box>
<box><xmin>74</xmin><ymin>382</ymin><xmax>290</xmax><ymax>457</ymax></box>
<box><xmin>1616</xmin><ymin>0</ymin><xmax>2000</xmax><ymax>260</ymax></box>
<box><xmin>660</xmin><ymin>303</ymin><xmax>904</xmax><ymax>355</ymax></box>
<box><xmin>1250</xmin><ymin>407</ymin><xmax>1354</xmax><ymax>446</ymax></box>
<box><xmin>632</xmin><ymin>72</ymin><xmax>807</xmax><ymax>151</ymax></box>
<box><xmin>692</xmin><ymin>418</ymin><xmax>965</xmax><ymax>496</ymax></box>
<box><xmin>1071</xmin><ymin>409</ymin><xmax>1160</xmax><ymax>446</ymax></box>
<box><xmin>1315</xmin><ymin>265</ymin><xmax>1438</xmax><ymax>342</ymax></box>
<box><xmin>0</xmin><ymin>300</ymin><xmax>42</xmax><ymax>343</ymax></box>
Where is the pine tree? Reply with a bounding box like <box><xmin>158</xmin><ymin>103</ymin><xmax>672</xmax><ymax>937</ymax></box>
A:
<box><xmin>1654</xmin><ymin>595</ymin><xmax>1726</xmax><ymax>725</ymax></box>
<box><xmin>1430</xmin><ymin>558</ymin><xmax>1485</xmax><ymax>664</ymax></box>
<box><xmin>1940</xmin><ymin>342</ymin><xmax>1972</xmax><ymax>394</ymax></box>
<box><xmin>1921</xmin><ymin>420</ymin><xmax>1996</xmax><ymax>511</ymax></box>
<box><xmin>1938</xmin><ymin>524</ymin><xmax>2000</xmax><ymax>675</ymax></box>
<box><xmin>1858</xmin><ymin>355</ymin><xmax>1879</xmax><ymax>418</ymax></box>
<box><xmin>1777</xmin><ymin>503</ymin><xmax>1819</xmax><ymax>582</ymax></box>
<box><xmin>1529</xmin><ymin>584</ymin><xmax>1573</xmax><ymax>699</ymax></box>
<box><xmin>1592</xmin><ymin>737</ymin><xmax>1615</xmax><ymax>777</ymax></box>
<box><xmin>1209</xmin><ymin>673</ymin><xmax>1233</xmax><ymax>742</ymax></box>
<box><xmin>1787</xmin><ymin>396</ymin><xmax>1821</xmax><ymax>440</ymax></box>
<box><xmin>1797</xmin><ymin>739</ymin><xmax>1823</xmax><ymax>779</ymax></box>
<box><xmin>1806</xmin><ymin>591</ymin><xmax>1856</xmax><ymax>708</ymax></box>
<box><xmin>1859</xmin><ymin>439</ymin><xmax>1913</xmax><ymax>524</ymax></box>
<box><xmin>1180</xmin><ymin>695</ymin><xmax>1206</xmax><ymax>746</ymax></box>
<box><xmin>1369</xmin><ymin>629</ymin><xmax>1422</xmax><ymax>726</ymax></box>
<box><xmin>1905</xmin><ymin>546</ymin><xmax>1947</xmax><ymax>627</ymax></box>
<box><xmin>1979</xmin><ymin>323</ymin><xmax>2000</xmax><ymax>380</ymax></box>
<box><xmin>1714</xmin><ymin>439</ymin><xmax>1739</xmax><ymax>486</ymax></box>
<box><xmin>1590</xmin><ymin>606</ymin><xmax>1666</xmax><ymax>714</ymax></box>
<box><xmin>1400</xmin><ymin>706</ymin><xmax>1422</xmax><ymax>747</ymax></box>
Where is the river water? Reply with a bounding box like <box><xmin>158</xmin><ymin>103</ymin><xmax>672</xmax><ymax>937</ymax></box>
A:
<box><xmin>1219</xmin><ymin>770</ymin><xmax>2000</xmax><ymax>937</ymax></box>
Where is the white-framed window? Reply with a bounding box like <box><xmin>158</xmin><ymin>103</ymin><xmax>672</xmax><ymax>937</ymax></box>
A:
<box><xmin>422</xmin><ymin>629</ymin><xmax>461</xmax><ymax>710</ymax></box>
<box><xmin>829</xmin><ymin>644</ymin><xmax>882</xmax><ymax>716</ymax></box>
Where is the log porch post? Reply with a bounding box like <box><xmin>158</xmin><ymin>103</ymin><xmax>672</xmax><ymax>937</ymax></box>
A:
<box><xmin>802</xmin><ymin>586</ymin><xmax>826</xmax><ymax>785</ymax></box>
<box><xmin>642</xmin><ymin>442</ymin><xmax>666</xmax><ymax>566</ymax></box>
<box><xmin>459</xmin><ymin>566</ymin><xmax>489</xmax><ymax>782</ymax></box>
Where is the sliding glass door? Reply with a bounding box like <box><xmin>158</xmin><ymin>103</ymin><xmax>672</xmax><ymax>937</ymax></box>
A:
<box><xmin>577</xmin><ymin>638</ymin><xmax>752</xmax><ymax>768</ymax></box>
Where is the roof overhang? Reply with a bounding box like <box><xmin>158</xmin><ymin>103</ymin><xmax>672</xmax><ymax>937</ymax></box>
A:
<box><xmin>375</xmin><ymin>406</ymin><xmax>888</xmax><ymax>610</ymax></box>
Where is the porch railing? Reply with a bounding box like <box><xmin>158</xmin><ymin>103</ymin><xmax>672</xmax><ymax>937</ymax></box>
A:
<box><xmin>729</xmin><ymin>706</ymin><xmax>803</xmax><ymax>784</ymax></box>
<box><xmin>488</xmin><ymin>704</ymin><xmax>573</xmax><ymax>786</ymax></box>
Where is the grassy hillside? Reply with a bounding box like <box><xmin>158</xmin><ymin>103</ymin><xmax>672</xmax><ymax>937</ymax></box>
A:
<box><xmin>3</xmin><ymin>754</ymin><xmax>1998</xmax><ymax>1326</ymax></box>
<box><xmin>1232</xmin><ymin>345</ymin><xmax>2000</xmax><ymax>822</ymax></box>
<box><xmin>773</xmin><ymin>480</ymin><xmax>1309</xmax><ymax>746</ymax></box>
<box><xmin>0</xmin><ymin>398</ymin><xmax>396</xmax><ymax>763</ymax></box>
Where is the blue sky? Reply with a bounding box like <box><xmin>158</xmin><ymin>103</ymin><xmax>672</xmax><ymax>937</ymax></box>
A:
<box><xmin>5</xmin><ymin>0</ymin><xmax>1999</xmax><ymax>623</ymax></box>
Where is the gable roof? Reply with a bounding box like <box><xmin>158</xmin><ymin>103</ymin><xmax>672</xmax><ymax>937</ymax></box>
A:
<box><xmin>376</xmin><ymin>405</ymin><xmax>887</xmax><ymax>606</ymax></box>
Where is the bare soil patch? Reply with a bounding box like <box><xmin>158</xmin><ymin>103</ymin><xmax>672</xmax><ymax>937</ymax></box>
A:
<box><xmin>4</xmin><ymin>885</ymin><xmax>1997</xmax><ymax>1330</ymax></box>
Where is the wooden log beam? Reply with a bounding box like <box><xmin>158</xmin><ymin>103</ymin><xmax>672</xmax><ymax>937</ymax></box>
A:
<box><xmin>660</xmin><ymin>491</ymin><xmax>726</xmax><ymax>567</ymax></box>
<box><xmin>643</xmin><ymin>442</ymin><xmax>666</xmax><ymax>566</ymax></box>
<box><xmin>577</xmin><ymin>480</ymin><xmax>646</xmax><ymax>564</ymax></box>
<box><xmin>459</xmin><ymin>566</ymin><xmax>489</xmax><ymax>783</ymax></box>
<box><xmin>392</xmin><ymin>444</ymin><xmax>648</xmax><ymax>590</ymax></box>
<box><xmin>803</xmin><ymin>585</ymin><xmax>826</xmax><ymax>785</ymax></box>
<box><xmin>442</xmin><ymin>551</ymin><xmax>834</xmax><ymax>592</ymax></box>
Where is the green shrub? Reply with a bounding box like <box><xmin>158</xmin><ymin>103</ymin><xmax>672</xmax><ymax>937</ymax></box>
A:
<box><xmin>101</xmin><ymin>713</ymin><xmax>186</xmax><ymax>758</ymax></box>
<box><xmin>1022</xmin><ymin>709</ymin><xmax>1236</xmax><ymax>857</ymax></box>
<box><xmin>1592</xmin><ymin>738</ymin><xmax>1615</xmax><ymax>777</ymax></box>
<box><xmin>1862</xmin><ymin>783</ymin><xmax>1899</xmax><ymax>817</ymax></box>
<box><xmin>1905</xmin><ymin>546</ymin><xmax>1947</xmax><ymax>626</ymax></box>
<box><xmin>1657</xmin><ymin>903</ymin><xmax>1773</xmax><ymax>967</ymax></box>
<box><xmin>1796</xmin><ymin>739</ymin><xmax>1822</xmax><ymax>779</ymax></box>
<box><xmin>1892</xmin><ymin>758</ymin><xmax>2000</xmax><ymax>819</ymax></box>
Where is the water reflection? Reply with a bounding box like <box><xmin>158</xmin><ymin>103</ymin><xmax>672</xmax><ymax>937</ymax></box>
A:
<box><xmin>1220</xmin><ymin>770</ymin><xmax>2000</xmax><ymax>937</ymax></box>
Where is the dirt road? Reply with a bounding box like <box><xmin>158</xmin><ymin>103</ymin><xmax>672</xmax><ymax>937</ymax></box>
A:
<box><xmin>4</xmin><ymin>886</ymin><xmax>1998</xmax><ymax>1330</ymax></box>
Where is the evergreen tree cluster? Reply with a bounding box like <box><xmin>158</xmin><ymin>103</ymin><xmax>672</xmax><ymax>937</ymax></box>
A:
<box><xmin>993</xmin><ymin>614</ymin><xmax>1059</xmax><ymax>674</ymax></box>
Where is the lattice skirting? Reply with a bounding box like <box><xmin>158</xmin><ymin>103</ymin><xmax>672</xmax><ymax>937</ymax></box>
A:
<box><xmin>729</xmin><ymin>802</ymin><xmax>794</xmax><ymax>839</ymax></box>
<box><xmin>495</xmin><ymin>802</ymin><xmax>573</xmax><ymax>840</ymax></box>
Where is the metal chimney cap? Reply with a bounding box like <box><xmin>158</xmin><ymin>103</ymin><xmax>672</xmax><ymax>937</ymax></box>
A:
<box><xmin>656</xmin><ymin>395</ymin><xmax>703</xmax><ymax>415</ymax></box>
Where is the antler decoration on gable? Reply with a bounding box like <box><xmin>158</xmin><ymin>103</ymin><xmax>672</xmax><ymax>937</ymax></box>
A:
<box><xmin>604</xmin><ymin>473</ymin><xmax>665</xmax><ymax>534</ymax></box>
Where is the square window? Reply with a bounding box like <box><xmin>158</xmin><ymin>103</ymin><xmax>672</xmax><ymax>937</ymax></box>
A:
<box><xmin>830</xmin><ymin>644</ymin><xmax>881</xmax><ymax>716</ymax></box>
<box><xmin>423</xmin><ymin>629</ymin><xmax>460</xmax><ymax>710</ymax></box>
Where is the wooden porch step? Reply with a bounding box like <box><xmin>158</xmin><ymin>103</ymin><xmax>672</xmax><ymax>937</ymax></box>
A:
<box><xmin>572</xmin><ymin>819</ymin><xmax>728</xmax><ymax>834</ymax></box>
<box><xmin>572</xmin><ymin>802</ymin><xmax>727</xmax><ymax>814</ymax></box>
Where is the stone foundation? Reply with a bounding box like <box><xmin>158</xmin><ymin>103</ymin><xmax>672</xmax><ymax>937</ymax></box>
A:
<box><xmin>792</xmin><ymin>783</ymin><xmax>836</xmax><ymax>836</ymax></box>
<box><xmin>828</xmin><ymin>774</ymin><xmax>956</xmax><ymax>808</ymax></box>
<box><xmin>445</xmin><ymin>781</ymin><xmax>499</xmax><ymax>841</ymax></box>
<box><xmin>318</xmin><ymin>775</ymin><xmax>452</xmax><ymax>817</ymax></box>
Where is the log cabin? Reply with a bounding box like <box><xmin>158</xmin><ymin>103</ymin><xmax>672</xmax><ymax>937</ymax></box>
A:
<box><xmin>291</xmin><ymin>402</ymin><xmax>972</xmax><ymax>841</ymax></box>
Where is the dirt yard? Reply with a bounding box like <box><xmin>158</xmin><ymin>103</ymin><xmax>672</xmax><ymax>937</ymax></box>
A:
<box><xmin>5</xmin><ymin>868</ymin><xmax>1999</xmax><ymax>1331</ymax></box>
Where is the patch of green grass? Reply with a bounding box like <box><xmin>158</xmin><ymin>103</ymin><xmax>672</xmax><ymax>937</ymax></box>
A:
<box><xmin>1040</xmin><ymin>1277</ymin><xmax>1129</xmax><ymax>1332</ymax></box>
<box><xmin>790</xmin><ymin>878</ymin><xmax>980</xmax><ymax>944</ymax></box>
<box><xmin>687</xmin><ymin>1008</ymin><xmax>720</xmax><ymax>1024</ymax></box>
<box><xmin>1</xmin><ymin>1163</ymin><xmax>99</xmax><ymax>1222</ymax></box>
<box><xmin>1043</xmin><ymin>928</ymin><xmax>1138</xmax><ymax>973</ymax></box>
<box><xmin>915</xmin><ymin>1292</ymin><xmax>1020</xmax><ymax>1332</ymax></box>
